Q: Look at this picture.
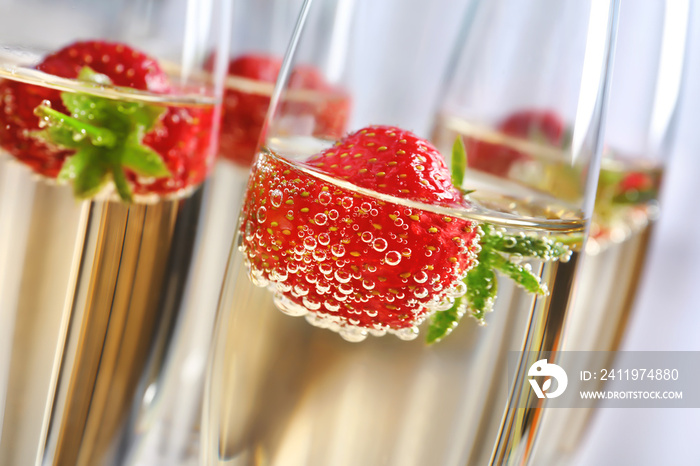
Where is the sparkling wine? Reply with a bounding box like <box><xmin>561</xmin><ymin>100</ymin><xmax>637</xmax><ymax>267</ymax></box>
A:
<box><xmin>0</xmin><ymin>62</ymin><xmax>213</xmax><ymax>466</ymax></box>
<box><xmin>202</xmin><ymin>135</ymin><xmax>585</xmax><ymax>465</ymax></box>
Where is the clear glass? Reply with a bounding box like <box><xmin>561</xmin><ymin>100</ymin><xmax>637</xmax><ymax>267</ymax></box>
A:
<box><xmin>125</xmin><ymin>2</ymin><xmax>320</xmax><ymax>464</ymax></box>
<box><xmin>203</xmin><ymin>0</ymin><xmax>617</xmax><ymax>465</ymax></box>
<box><xmin>531</xmin><ymin>1</ymin><xmax>691</xmax><ymax>464</ymax></box>
<box><xmin>0</xmin><ymin>1</ymin><xmax>231</xmax><ymax>465</ymax></box>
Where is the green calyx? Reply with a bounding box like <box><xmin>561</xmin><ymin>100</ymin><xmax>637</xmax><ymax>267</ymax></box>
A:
<box><xmin>425</xmin><ymin>138</ymin><xmax>572</xmax><ymax>344</ymax></box>
<box><xmin>33</xmin><ymin>67</ymin><xmax>171</xmax><ymax>202</ymax></box>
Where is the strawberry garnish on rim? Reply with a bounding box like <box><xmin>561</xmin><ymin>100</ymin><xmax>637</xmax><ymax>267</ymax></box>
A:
<box><xmin>239</xmin><ymin>126</ymin><xmax>572</xmax><ymax>343</ymax></box>
<box><xmin>0</xmin><ymin>40</ymin><xmax>212</xmax><ymax>200</ymax></box>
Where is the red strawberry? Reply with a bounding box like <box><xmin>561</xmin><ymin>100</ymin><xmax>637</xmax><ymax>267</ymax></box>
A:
<box><xmin>618</xmin><ymin>171</ymin><xmax>654</xmax><ymax>193</ymax></box>
<box><xmin>285</xmin><ymin>65</ymin><xmax>351</xmax><ymax>142</ymax></box>
<box><xmin>217</xmin><ymin>54</ymin><xmax>282</xmax><ymax>166</ymax></box>
<box><xmin>464</xmin><ymin>109</ymin><xmax>565</xmax><ymax>176</ymax></box>
<box><xmin>136</xmin><ymin>106</ymin><xmax>214</xmax><ymax>196</ymax></box>
<box><xmin>217</xmin><ymin>54</ymin><xmax>350</xmax><ymax>166</ymax></box>
<box><xmin>0</xmin><ymin>40</ymin><xmax>212</xmax><ymax>198</ymax></box>
<box><xmin>239</xmin><ymin>126</ymin><xmax>480</xmax><ymax>341</ymax></box>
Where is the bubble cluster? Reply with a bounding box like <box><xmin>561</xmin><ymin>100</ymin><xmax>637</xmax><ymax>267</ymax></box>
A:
<box><xmin>239</xmin><ymin>152</ymin><xmax>481</xmax><ymax>342</ymax></box>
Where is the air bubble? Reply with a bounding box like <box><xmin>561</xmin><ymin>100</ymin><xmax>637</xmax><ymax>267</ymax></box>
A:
<box><xmin>72</xmin><ymin>130</ymin><xmax>86</xmax><ymax>142</ymax></box>
<box><xmin>333</xmin><ymin>292</ymin><xmax>348</xmax><ymax>302</ymax></box>
<box><xmin>339</xmin><ymin>327</ymin><xmax>367</xmax><ymax>343</ymax></box>
<box><xmin>249</xmin><ymin>269</ymin><xmax>269</xmax><ymax>287</ymax></box>
<box><xmin>413</xmin><ymin>271</ymin><xmax>428</xmax><ymax>283</ymax></box>
<box><xmin>319</xmin><ymin>263</ymin><xmax>333</xmax><ymax>275</ymax></box>
<box><xmin>372</xmin><ymin>238</ymin><xmax>388</xmax><ymax>252</ymax></box>
<box><xmin>324</xmin><ymin>301</ymin><xmax>340</xmax><ymax>312</ymax></box>
<box><xmin>446</xmin><ymin>281</ymin><xmax>467</xmax><ymax>298</ymax></box>
<box><xmin>414</xmin><ymin>287</ymin><xmax>429</xmax><ymax>298</ymax></box>
<box><xmin>244</xmin><ymin>221</ymin><xmax>255</xmax><ymax>241</ymax></box>
<box><xmin>270</xmin><ymin>189</ymin><xmax>283</xmax><ymax>207</ymax></box>
<box><xmin>433</xmin><ymin>297</ymin><xmax>453</xmax><ymax>311</ymax></box>
<box><xmin>362</xmin><ymin>279</ymin><xmax>375</xmax><ymax>290</ymax></box>
<box><xmin>318</xmin><ymin>233</ymin><xmax>331</xmax><ymax>245</ymax></box>
<box><xmin>292</xmin><ymin>284</ymin><xmax>309</xmax><ymax>297</ymax></box>
<box><xmin>314</xmin><ymin>213</ymin><xmax>328</xmax><ymax>225</ymax></box>
<box><xmin>319</xmin><ymin>191</ymin><xmax>332</xmax><ymax>205</ymax></box>
<box><xmin>256</xmin><ymin>206</ymin><xmax>267</xmax><ymax>223</ymax></box>
<box><xmin>384</xmin><ymin>251</ymin><xmax>401</xmax><ymax>266</ymax></box>
<box><xmin>303</xmin><ymin>237</ymin><xmax>317</xmax><ymax>250</ymax></box>
<box><xmin>334</xmin><ymin>270</ymin><xmax>351</xmax><ymax>283</ymax></box>
<box><xmin>328</xmin><ymin>210</ymin><xmax>339</xmax><ymax>220</ymax></box>
<box><xmin>394</xmin><ymin>327</ymin><xmax>419</xmax><ymax>341</ymax></box>
<box><xmin>303</xmin><ymin>297</ymin><xmax>321</xmax><ymax>310</ymax></box>
<box><xmin>360</xmin><ymin>202</ymin><xmax>372</xmax><ymax>212</ymax></box>
<box><xmin>276</xmin><ymin>282</ymin><xmax>292</xmax><ymax>293</ymax></box>
<box><xmin>274</xmin><ymin>295</ymin><xmax>307</xmax><ymax>316</ymax></box>
<box><xmin>365</xmin><ymin>309</ymin><xmax>378</xmax><ymax>317</ymax></box>
<box><xmin>338</xmin><ymin>283</ymin><xmax>354</xmax><ymax>294</ymax></box>
<box><xmin>312</xmin><ymin>249</ymin><xmax>327</xmax><ymax>261</ymax></box>
<box><xmin>361</xmin><ymin>231</ymin><xmax>373</xmax><ymax>243</ymax></box>
<box><xmin>270</xmin><ymin>270</ymin><xmax>288</xmax><ymax>282</ymax></box>
<box><xmin>331</xmin><ymin>244</ymin><xmax>346</xmax><ymax>257</ymax></box>
<box><xmin>341</xmin><ymin>197</ymin><xmax>353</xmax><ymax>209</ymax></box>
<box><xmin>306</xmin><ymin>314</ymin><xmax>330</xmax><ymax>329</ymax></box>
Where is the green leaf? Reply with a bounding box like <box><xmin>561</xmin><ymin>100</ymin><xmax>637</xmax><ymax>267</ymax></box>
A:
<box><xmin>451</xmin><ymin>136</ymin><xmax>467</xmax><ymax>188</ymax></box>
<box><xmin>111</xmin><ymin>163</ymin><xmax>133</xmax><ymax>203</ymax></box>
<box><xmin>31</xmin><ymin>66</ymin><xmax>173</xmax><ymax>202</ymax></box>
<box><xmin>122</xmin><ymin>141</ymin><xmax>171</xmax><ymax>178</ymax></box>
<box><xmin>58</xmin><ymin>148</ymin><xmax>91</xmax><ymax>181</ymax></box>
<box><xmin>34</xmin><ymin>104</ymin><xmax>117</xmax><ymax>148</ymax></box>
<box><xmin>119</xmin><ymin>101</ymin><xmax>166</xmax><ymax>134</ymax></box>
<box><xmin>465</xmin><ymin>259</ymin><xmax>498</xmax><ymax>321</ymax></box>
<box><xmin>77</xmin><ymin>66</ymin><xmax>112</xmax><ymax>85</ymax></box>
<box><xmin>426</xmin><ymin>298</ymin><xmax>466</xmax><ymax>344</ymax></box>
<box><xmin>69</xmin><ymin>149</ymin><xmax>110</xmax><ymax>199</ymax></box>
<box><xmin>488</xmin><ymin>251</ymin><xmax>546</xmax><ymax>295</ymax></box>
<box><xmin>485</xmin><ymin>231</ymin><xmax>570</xmax><ymax>260</ymax></box>
<box><xmin>32</xmin><ymin>127</ymin><xmax>84</xmax><ymax>150</ymax></box>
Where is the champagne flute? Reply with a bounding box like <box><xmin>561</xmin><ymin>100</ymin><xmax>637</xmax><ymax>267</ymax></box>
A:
<box><xmin>531</xmin><ymin>1</ymin><xmax>691</xmax><ymax>463</ymax></box>
<box><xmin>0</xmin><ymin>1</ymin><xmax>231</xmax><ymax>464</ymax></box>
<box><xmin>126</xmin><ymin>1</ymin><xmax>353</xmax><ymax>463</ymax></box>
<box><xmin>203</xmin><ymin>0</ymin><xmax>617</xmax><ymax>465</ymax></box>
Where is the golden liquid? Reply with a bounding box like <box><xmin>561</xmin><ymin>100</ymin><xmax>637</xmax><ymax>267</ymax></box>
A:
<box><xmin>125</xmin><ymin>160</ymin><xmax>252</xmax><ymax>466</ymax></box>
<box><xmin>532</xmin><ymin>209</ymin><xmax>658</xmax><ymax>465</ymax></box>
<box><xmin>202</xmin><ymin>137</ymin><xmax>585</xmax><ymax>465</ymax></box>
<box><xmin>0</xmin><ymin>153</ymin><xmax>206</xmax><ymax>466</ymax></box>
<box><xmin>431</xmin><ymin>114</ymin><xmax>663</xmax><ymax>464</ymax></box>
<box><xmin>0</xmin><ymin>61</ymin><xmax>216</xmax><ymax>465</ymax></box>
